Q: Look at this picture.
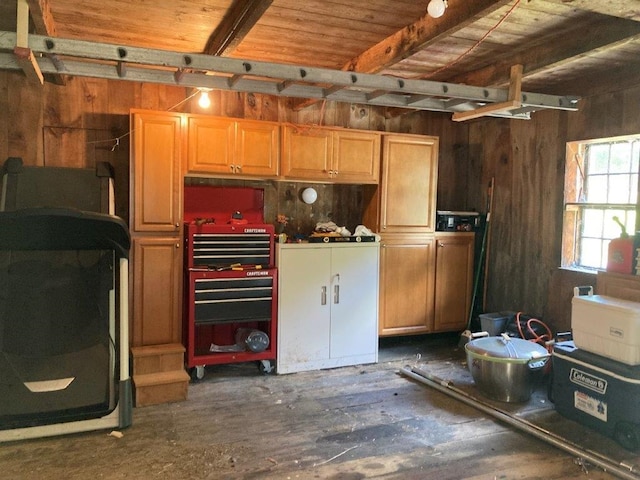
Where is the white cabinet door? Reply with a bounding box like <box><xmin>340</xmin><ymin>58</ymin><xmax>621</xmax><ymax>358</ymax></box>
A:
<box><xmin>329</xmin><ymin>246</ymin><xmax>379</xmax><ymax>359</ymax></box>
<box><xmin>277</xmin><ymin>247</ymin><xmax>331</xmax><ymax>371</ymax></box>
<box><xmin>277</xmin><ymin>243</ymin><xmax>379</xmax><ymax>374</ymax></box>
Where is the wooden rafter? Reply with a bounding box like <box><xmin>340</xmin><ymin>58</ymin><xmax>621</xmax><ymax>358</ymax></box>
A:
<box><xmin>293</xmin><ymin>0</ymin><xmax>513</xmax><ymax>111</ymax></box>
<box><xmin>26</xmin><ymin>0</ymin><xmax>56</xmax><ymax>36</ymax></box>
<box><xmin>203</xmin><ymin>0</ymin><xmax>272</xmax><ymax>56</ymax></box>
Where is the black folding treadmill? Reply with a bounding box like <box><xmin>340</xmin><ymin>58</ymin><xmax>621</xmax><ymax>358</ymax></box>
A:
<box><xmin>0</xmin><ymin>158</ymin><xmax>131</xmax><ymax>441</ymax></box>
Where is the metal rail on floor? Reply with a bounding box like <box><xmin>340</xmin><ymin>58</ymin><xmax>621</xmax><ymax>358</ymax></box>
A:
<box><xmin>399</xmin><ymin>366</ymin><xmax>640</xmax><ymax>480</ymax></box>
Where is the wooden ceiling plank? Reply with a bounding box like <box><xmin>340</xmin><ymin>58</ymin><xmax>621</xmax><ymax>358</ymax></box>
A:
<box><xmin>203</xmin><ymin>0</ymin><xmax>273</xmax><ymax>56</ymax></box>
<box><xmin>447</xmin><ymin>16</ymin><xmax>640</xmax><ymax>88</ymax></box>
<box><xmin>542</xmin><ymin>0</ymin><xmax>640</xmax><ymax>21</ymax></box>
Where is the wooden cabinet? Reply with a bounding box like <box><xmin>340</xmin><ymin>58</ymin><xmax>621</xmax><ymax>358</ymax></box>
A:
<box><xmin>434</xmin><ymin>232</ymin><xmax>475</xmax><ymax>332</ymax></box>
<box><xmin>281</xmin><ymin>125</ymin><xmax>380</xmax><ymax>183</ymax></box>
<box><xmin>131</xmin><ymin>111</ymin><xmax>183</xmax><ymax>233</ymax></box>
<box><xmin>367</xmin><ymin>134</ymin><xmax>439</xmax><ymax>233</ymax></box>
<box><xmin>132</xmin><ymin>236</ymin><xmax>183</xmax><ymax>346</ymax></box>
<box><xmin>276</xmin><ymin>243</ymin><xmax>379</xmax><ymax>374</ymax></box>
<box><xmin>363</xmin><ymin>133</ymin><xmax>440</xmax><ymax>336</ymax></box>
<box><xmin>186</xmin><ymin>115</ymin><xmax>279</xmax><ymax>177</ymax></box>
<box><xmin>378</xmin><ymin>234</ymin><xmax>436</xmax><ymax>336</ymax></box>
<box><xmin>130</xmin><ymin>110</ymin><xmax>184</xmax><ymax>347</ymax></box>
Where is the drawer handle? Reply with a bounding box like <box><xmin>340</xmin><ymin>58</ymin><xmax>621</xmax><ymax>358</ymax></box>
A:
<box><xmin>321</xmin><ymin>286</ymin><xmax>327</xmax><ymax>305</ymax></box>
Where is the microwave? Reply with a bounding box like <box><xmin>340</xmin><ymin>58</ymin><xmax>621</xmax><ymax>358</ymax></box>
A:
<box><xmin>436</xmin><ymin>210</ymin><xmax>480</xmax><ymax>232</ymax></box>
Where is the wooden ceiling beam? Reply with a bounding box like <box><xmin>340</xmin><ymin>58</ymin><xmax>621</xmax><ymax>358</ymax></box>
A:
<box><xmin>446</xmin><ymin>16</ymin><xmax>640</xmax><ymax>89</ymax></box>
<box><xmin>203</xmin><ymin>0</ymin><xmax>272</xmax><ymax>56</ymax></box>
<box><xmin>26</xmin><ymin>0</ymin><xmax>56</xmax><ymax>36</ymax></box>
<box><xmin>293</xmin><ymin>0</ymin><xmax>513</xmax><ymax>111</ymax></box>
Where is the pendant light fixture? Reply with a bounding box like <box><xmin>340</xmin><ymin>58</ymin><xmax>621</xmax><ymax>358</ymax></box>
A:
<box><xmin>427</xmin><ymin>0</ymin><xmax>448</xmax><ymax>18</ymax></box>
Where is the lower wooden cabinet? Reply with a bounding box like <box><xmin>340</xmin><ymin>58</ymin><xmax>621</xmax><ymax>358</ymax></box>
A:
<box><xmin>379</xmin><ymin>234</ymin><xmax>436</xmax><ymax>336</ymax></box>
<box><xmin>434</xmin><ymin>232</ymin><xmax>475</xmax><ymax>332</ymax></box>
<box><xmin>131</xmin><ymin>236</ymin><xmax>183</xmax><ymax>346</ymax></box>
<box><xmin>378</xmin><ymin>232</ymin><xmax>475</xmax><ymax>336</ymax></box>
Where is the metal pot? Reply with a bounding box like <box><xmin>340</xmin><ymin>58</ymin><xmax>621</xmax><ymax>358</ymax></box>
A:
<box><xmin>465</xmin><ymin>335</ymin><xmax>550</xmax><ymax>403</ymax></box>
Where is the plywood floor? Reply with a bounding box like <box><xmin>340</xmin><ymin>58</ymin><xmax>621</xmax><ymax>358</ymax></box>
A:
<box><xmin>1</xmin><ymin>333</ymin><xmax>639</xmax><ymax>479</ymax></box>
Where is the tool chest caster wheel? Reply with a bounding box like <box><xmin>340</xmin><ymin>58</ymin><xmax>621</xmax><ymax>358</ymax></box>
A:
<box><xmin>189</xmin><ymin>365</ymin><xmax>206</xmax><ymax>381</ymax></box>
<box><xmin>614</xmin><ymin>422</ymin><xmax>640</xmax><ymax>451</ymax></box>
<box><xmin>257</xmin><ymin>360</ymin><xmax>275</xmax><ymax>375</ymax></box>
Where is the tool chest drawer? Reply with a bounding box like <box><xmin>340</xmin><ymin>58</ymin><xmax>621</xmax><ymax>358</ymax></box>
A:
<box><xmin>193</xmin><ymin>275</ymin><xmax>274</xmax><ymax>324</ymax></box>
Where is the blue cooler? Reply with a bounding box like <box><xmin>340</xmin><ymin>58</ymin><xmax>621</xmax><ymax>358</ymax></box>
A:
<box><xmin>551</xmin><ymin>341</ymin><xmax>640</xmax><ymax>451</ymax></box>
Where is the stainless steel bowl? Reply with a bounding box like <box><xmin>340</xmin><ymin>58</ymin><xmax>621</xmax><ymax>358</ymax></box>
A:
<box><xmin>465</xmin><ymin>335</ymin><xmax>550</xmax><ymax>403</ymax></box>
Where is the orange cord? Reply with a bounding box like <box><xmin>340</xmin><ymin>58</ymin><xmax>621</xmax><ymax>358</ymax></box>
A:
<box><xmin>515</xmin><ymin>311</ymin><xmax>553</xmax><ymax>350</ymax></box>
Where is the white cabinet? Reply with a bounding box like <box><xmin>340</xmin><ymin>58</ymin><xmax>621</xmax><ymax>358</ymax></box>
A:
<box><xmin>276</xmin><ymin>243</ymin><xmax>380</xmax><ymax>374</ymax></box>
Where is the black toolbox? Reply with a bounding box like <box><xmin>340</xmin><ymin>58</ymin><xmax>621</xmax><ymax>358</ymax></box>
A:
<box><xmin>551</xmin><ymin>341</ymin><xmax>640</xmax><ymax>451</ymax></box>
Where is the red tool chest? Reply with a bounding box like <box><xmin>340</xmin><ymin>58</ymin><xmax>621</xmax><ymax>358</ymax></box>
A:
<box><xmin>182</xmin><ymin>185</ymin><xmax>277</xmax><ymax>379</ymax></box>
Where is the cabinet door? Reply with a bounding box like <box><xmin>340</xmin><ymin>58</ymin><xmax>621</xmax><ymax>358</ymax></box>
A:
<box><xmin>131</xmin><ymin>111</ymin><xmax>183</xmax><ymax>233</ymax></box>
<box><xmin>277</xmin><ymin>247</ymin><xmax>331</xmax><ymax>370</ymax></box>
<box><xmin>434</xmin><ymin>233</ymin><xmax>475</xmax><ymax>332</ymax></box>
<box><xmin>379</xmin><ymin>234</ymin><xmax>435</xmax><ymax>336</ymax></box>
<box><xmin>379</xmin><ymin>134</ymin><xmax>438</xmax><ymax>233</ymax></box>
<box><xmin>280</xmin><ymin>125</ymin><xmax>332</xmax><ymax>180</ymax></box>
<box><xmin>329</xmin><ymin>245</ymin><xmax>379</xmax><ymax>358</ymax></box>
<box><xmin>186</xmin><ymin>115</ymin><xmax>235</xmax><ymax>174</ymax></box>
<box><xmin>236</xmin><ymin>120</ymin><xmax>280</xmax><ymax>177</ymax></box>
<box><xmin>332</xmin><ymin>130</ymin><xmax>381</xmax><ymax>184</ymax></box>
<box><xmin>132</xmin><ymin>237</ymin><xmax>183</xmax><ymax>346</ymax></box>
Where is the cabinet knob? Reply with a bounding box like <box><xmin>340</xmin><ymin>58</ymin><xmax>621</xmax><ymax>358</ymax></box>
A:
<box><xmin>438</xmin><ymin>242</ymin><xmax>445</xmax><ymax>247</ymax></box>
<box><xmin>230</xmin><ymin>165</ymin><xmax>235</xmax><ymax>173</ymax></box>
<box><xmin>236</xmin><ymin>165</ymin><xmax>242</xmax><ymax>172</ymax></box>
<box><xmin>175</xmin><ymin>243</ymin><xmax>180</xmax><ymax>248</ymax></box>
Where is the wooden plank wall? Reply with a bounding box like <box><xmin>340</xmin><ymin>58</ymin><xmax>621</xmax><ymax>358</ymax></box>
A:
<box><xmin>469</xmin><ymin>84</ymin><xmax>640</xmax><ymax>331</ymax></box>
<box><xmin>3</xmin><ymin>69</ymin><xmax>639</xmax><ymax>333</ymax></box>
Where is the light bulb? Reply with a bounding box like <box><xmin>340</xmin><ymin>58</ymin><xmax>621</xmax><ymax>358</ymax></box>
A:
<box><xmin>198</xmin><ymin>90</ymin><xmax>211</xmax><ymax>108</ymax></box>
<box><xmin>427</xmin><ymin>0</ymin><xmax>447</xmax><ymax>18</ymax></box>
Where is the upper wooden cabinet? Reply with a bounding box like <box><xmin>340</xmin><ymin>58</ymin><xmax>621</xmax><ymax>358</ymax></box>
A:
<box><xmin>375</xmin><ymin>134</ymin><xmax>439</xmax><ymax>233</ymax></box>
<box><xmin>281</xmin><ymin>125</ymin><xmax>381</xmax><ymax>183</ymax></box>
<box><xmin>131</xmin><ymin>110</ymin><xmax>183</xmax><ymax>234</ymax></box>
<box><xmin>186</xmin><ymin>115</ymin><xmax>279</xmax><ymax>177</ymax></box>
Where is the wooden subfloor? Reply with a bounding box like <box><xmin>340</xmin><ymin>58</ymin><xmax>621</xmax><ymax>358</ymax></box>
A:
<box><xmin>2</xmin><ymin>333</ymin><xmax>639</xmax><ymax>479</ymax></box>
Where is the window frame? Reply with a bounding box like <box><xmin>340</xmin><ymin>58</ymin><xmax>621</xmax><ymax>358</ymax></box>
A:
<box><xmin>562</xmin><ymin>135</ymin><xmax>640</xmax><ymax>271</ymax></box>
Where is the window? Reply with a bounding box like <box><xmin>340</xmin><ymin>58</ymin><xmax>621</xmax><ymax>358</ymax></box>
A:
<box><xmin>562</xmin><ymin>135</ymin><xmax>640</xmax><ymax>270</ymax></box>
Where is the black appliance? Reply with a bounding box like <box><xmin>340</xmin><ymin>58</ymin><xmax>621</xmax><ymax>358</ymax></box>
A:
<box><xmin>436</xmin><ymin>210</ymin><xmax>480</xmax><ymax>232</ymax></box>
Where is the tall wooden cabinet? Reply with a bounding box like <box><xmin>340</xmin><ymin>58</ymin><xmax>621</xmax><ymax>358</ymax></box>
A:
<box><xmin>364</xmin><ymin>134</ymin><xmax>440</xmax><ymax>336</ymax></box>
<box><xmin>130</xmin><ymin>110</ymin><xmax>184</xmax><ymax>345</ymax></box>
<box><xmin>129</xmin><ymin>110</ymin><xmax>189</xmax><ymax>406</ymax></box>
